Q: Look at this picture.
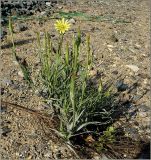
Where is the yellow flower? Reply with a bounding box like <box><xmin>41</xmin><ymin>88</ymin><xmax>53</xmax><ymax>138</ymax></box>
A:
<box><xmin>54</xmin><ymin>18</ymin><xmax>71</xmax><ymax>34</ymax></box>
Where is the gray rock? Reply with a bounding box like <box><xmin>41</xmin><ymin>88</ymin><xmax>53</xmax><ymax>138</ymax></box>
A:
<box><xmin>1</xmin><ymin>105</ymin><xmax>7</xmax><ymax>113</ymax></box>
<box><xmin>132</xmin><ymin>95</ymin><xmax>142</xmax><ymax>102</ymax></box>
<box><xmin>116</xmin><ymin>80</ymin><xmax>129</xmax><ymax>92</ymax></box>
<box><xmin>112</xmin><ymin>70</ymin><xmax>118</xmax><ymax>75</ymax></box>
<box><xmin>126</xmin><ymin>65</ymin><xmax>139</xmax><ymax>72</ymax></box>
<box><xmin>68</xmin><ymin>18</ymin><xmax>76</xmax><ymax>24</ymax></box>
<box><xmin>18</xmin><ymin>71</ymin><xmax>24</xmax><ymax>78</ymax></box>
<box><xmin>40</xmin><ymin>11</ymin><xmax>47</xmax><ymax>16</ymax></box>
<box><xmin>0</xmin><ymin>87</ymin><xmax>5</xmax><ymax>95</ymax></box>
<box><xmin>40</xmin><ymin>32</ymin><xmax>44</xmax><ymax>37</ymax></box>
<box><xmin>46</xmin><ymin>2</ymin><xmax>52</xmax><ymax>7</ymax></box>
<box><xmin>44</xmin><ymin>152</ymin><xmax>52</xmax><ymax>158</ymax></box>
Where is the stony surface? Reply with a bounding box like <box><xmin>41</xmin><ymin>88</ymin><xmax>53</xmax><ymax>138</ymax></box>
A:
<box><xmin>1</xmin><ymin>0</ymin><xmax>150</xmax><ymax>159</ymax></box>
<box><xmin>1</xmin><ymin>0</ymin><xmax>58</xmax><ymax>26</ymax></box>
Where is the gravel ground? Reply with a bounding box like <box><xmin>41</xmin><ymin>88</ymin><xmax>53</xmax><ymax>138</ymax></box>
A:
<box><xmin>1</xmin><ymin>0</ymin><xmax>150</xmax><ymax>159</ymax></box>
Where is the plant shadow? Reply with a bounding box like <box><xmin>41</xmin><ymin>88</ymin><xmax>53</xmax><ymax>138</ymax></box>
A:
<box><xmin>69</xmin><ymin>71</ymin><xmax>148</xmax><ymax>159</ymax></box>
<box><xmin>1</xmin><ymin>37</ymin><xmax>36</xmax><ymax>49</ymax></box>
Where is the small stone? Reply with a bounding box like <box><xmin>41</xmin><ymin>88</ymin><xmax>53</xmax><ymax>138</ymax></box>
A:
<box><xmin>134</xmin><ymin>44</ymin><xmax>141</xmax><ymax>49</ymax></box>
<box><xmin>44</xmin><ymin>152</ymin><xmax>52</xmax><ymax>158</ymax></box>
<box><xmin>123</xmin><ymin>154</ymin><xmax>127</xmax><ymax>158</ymax></box>
<box><xmin>112</xmin><ymin>70</ymin><xmax>118</xmax><ymax>75</ymax></box>
<box><xmin>107</xmin><ymin>45</ymin><xmax>114</xmax><ymax>48</ymax></box>
<box><xmin>15</xmin><ymin>152</ymin><xmax>20</xmax><ymax>157</ymax></box>
<box><xmin>1</xmin><ymin>105</ymin><xmax>7</xmax><ymax>113</ymax></box>
<box><xmin>40</xmin><ymin>11</ymin><xmax>47</xmax><ymax>16</ymax></box>
<box><xmin>126</xmin><ymin>65</ymin><xmax>139</xmax><ymax>72</ymax></box>
<box><xmin>40</xmin><ymin>32</ymin><xmax>44</xmax><ymax>37</ymax></box>
<box><xmin>46</xmin><ymin>2</ymin><xmax>52</xmax><ymax>7</ymax></box>
<box><xmin>107</xmin><ymin>45</ymin><xmax>114</xmax><ymax>51</ymax></box>
<box><xmin>35</xmin><ymin>89</ymin><xmax>41</xmax><ymax>96</ymax></box>
<box><xmin>18</xmin><ymin>71</ymin><xmax>24</xmax><ymax>78</ymax></box>
<box><xmin>116</xmin><ymin>80</ymin><xmax>129</xmax><ymax>92</ymax></box>
<box><xmin>68</xmin><ymin>18</ymin><xmax>76</xmax><ymax>24</ymax></box>
<box><xmin>26</xmin><ymin>155</ymin><xmax>32</xmax><ymax>160</ymax></box>
<box><xmin>112</xmin><ymin>64</ymin><xmax>117</xmax><ymax>67</ymax></box>
<box><xmin>133</xmin><ymin>95</ymin><xmax>142</xmax><ymax>102</ymax></box>
<box><xmin>13</xmin><ymin>60</ymin><xmax>19</xmax><ymax>65</ymax></box>
<box><xmin>143</xmin><ymin>79</ymin><xmax>148</xmax><ymax>84</ymax></box>
<box><xmin>0</xmin><ymin>87</ymin><xmax>5</xmax><ymax>95</ymax></box>
<box><xmin>89</xmin><ymin>69</ymin><xmax>97</xmax><ymax>77</ymax></box>
<box><xmin>57</xmin><ymin>5</ymin><xmax>63</xmax><ymax>9</ymax></box>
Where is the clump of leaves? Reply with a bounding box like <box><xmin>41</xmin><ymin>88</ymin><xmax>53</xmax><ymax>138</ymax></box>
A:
<box><xmin>37</xmin><ymin>18</ymin><xmax>114</xmax><ymax>142</ymax></box>
<box><xmin>95</xmin><ymin>126</ymin><xmax>115</xmax><ymax>151</ymax></box>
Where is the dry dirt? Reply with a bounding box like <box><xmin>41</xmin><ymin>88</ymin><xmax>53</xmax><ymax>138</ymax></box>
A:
<box><xmin>1</xmin><ymin>0</ymin><xmax>150</xmax><ymax>159</ymax></box>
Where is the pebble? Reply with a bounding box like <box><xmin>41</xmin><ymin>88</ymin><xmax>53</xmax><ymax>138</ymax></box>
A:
<box><xmin>126</xmin><ymin>65</ymin><xmax>139</xmax><ymax>72</ymax></box>
<box><xmin>46</xmin><ymin>2</ymin><xmax>51</xmax><ymax>7</ymax></box>
<box><xmin>133</xmin><ymin>95</ymin><xmax>142</xmax><ymax>102</ymax></box>
<box><xmin>40</xmin><ymin>32</ymin><xmax>44</xmax><ymax>37</ymax></box>
<box><xmin>116</xmin><ymin>80</ymin><xmax>129</xmax><ymax>92</ymax></box>
<box><xmin>0</xmin><ymin>87</ymin><xmax>5</xmax><ymax>95</ymax></box>
<box><xmin>40</xmin><ymin>11</ymin><xmax>47</xmax><ymax>16</ymax></box>
<box><xmin>123</xmin><ymin>154</ymin><xmax>127</xmax><ymax>158</ymax></box>
<box><xmin>13</xmin><ymin>60</ymin><xmax>19</xmax><ymax>65</ymax></box>
<box><xmin>107</xmin><ymin>45</ymin><xmax>114</xmax><ymax>48</ymax></box>
<box><xmin>68</xmin><ymin>18</ymin><xmax>76</xmax><ymax>24</ymax></box>
<box><xmin>107</xmin><ymin>44</ymin><xmax>114</xmax><ymax>51</ymax></box>
<box><xmin>26</xmin><ymin>155</ymin><xmax>33</xmax><ymax>160</ymax></box>
<box><xmin>1</xmin><ymin>105</ymin><xmax>7</xmax><ymax>113</ymax></box>
<box><xmin>134</xmin><ymin>44</ymin><xmax>141</xmax><ymax>49</ymax></box>
<box><xmin>18</xmin><ymin>71</ymin><xmax>24</xmax><ymax>78</ymax></box>
<box><xmin>44</xmin><ymin>152</ymin><xmax>52</xmax><ymax>158</ymax></box>
<box><xmin>143</xmin><ymin>79</ymin><xmax>148</xmax><ymax>84</ymax></box>
<box><xmin>112</xmin><ymin>70</ymin><xmax>118</xmax><ymax>75</ymax></box>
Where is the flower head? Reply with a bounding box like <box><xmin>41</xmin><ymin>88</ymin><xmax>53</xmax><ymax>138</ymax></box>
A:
<box><xmin>54</xmin><ymin>18</ymin><xmax>71</xmax><ymax>34</ymax></box>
